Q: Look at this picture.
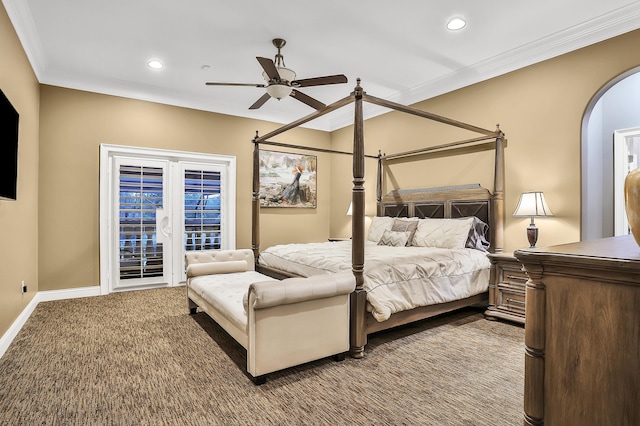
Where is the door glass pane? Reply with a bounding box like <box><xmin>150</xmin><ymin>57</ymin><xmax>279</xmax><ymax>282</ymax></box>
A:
<box><xmin>184</xmin><ymin>169</ymin><xmax>221</xmax><ymax>251</ymax></box>
<box><xmin>119</xmin><ymin>165</ymin><xmax>164</xmax><ymax>279</ymax></box>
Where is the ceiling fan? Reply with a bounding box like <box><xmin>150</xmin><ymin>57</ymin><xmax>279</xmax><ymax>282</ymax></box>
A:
<box><xmin>205</xmin><ymin>38</ymin><xmax>348</xmax><ymax>110</ymax></box>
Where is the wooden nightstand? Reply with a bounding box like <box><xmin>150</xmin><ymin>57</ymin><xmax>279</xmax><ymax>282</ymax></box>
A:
<box><xmin>484</xmin><ymin>253</ymin><xmax>527</xmax><ymax>324</ymax></box>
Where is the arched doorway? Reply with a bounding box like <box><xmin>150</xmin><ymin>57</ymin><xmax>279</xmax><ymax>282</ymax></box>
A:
<box><xmin>581</xmin><ymin>67</ymin><xmax>640</xmax><ymax>241</ymax></box>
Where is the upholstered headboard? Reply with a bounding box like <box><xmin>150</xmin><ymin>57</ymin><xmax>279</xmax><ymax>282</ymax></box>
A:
<box><xmin>380</xmin><ymin>183</ymin><xmax>492</xmax><ymax>243</ymax></box>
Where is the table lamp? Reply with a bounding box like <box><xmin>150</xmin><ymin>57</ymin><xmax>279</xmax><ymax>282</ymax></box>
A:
<box><xmin>513</xmin><ymin>191</ymin><xmax>553</xmax><ymax>248</ymax></box>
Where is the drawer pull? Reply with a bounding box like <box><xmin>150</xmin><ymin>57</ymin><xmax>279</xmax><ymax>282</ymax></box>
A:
<box><xmin>506</xmin><ymin>298</ymin><xmax>525</xmax><ymax>306</ymax></box>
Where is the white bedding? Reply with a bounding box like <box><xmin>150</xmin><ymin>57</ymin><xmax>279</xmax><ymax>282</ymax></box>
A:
<box><xmin>258</xmin><ymin>240</ymin><xmax>490</xmax><ymax>322</ymax></box>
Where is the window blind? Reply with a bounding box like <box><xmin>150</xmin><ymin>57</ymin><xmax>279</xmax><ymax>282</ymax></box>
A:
<box><xmin>118</xmin><ymin>165</ymin><xmax>164</xmax><ymax>279</ymax></box>
<box><xmin>184</xmin><ymin>169</ymin><xmax>222</xmax><ymax>251</ymax></box>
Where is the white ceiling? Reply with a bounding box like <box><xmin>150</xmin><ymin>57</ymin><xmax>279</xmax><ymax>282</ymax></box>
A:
<box><xmin>5</xmin><ymin>0</ymin><xmax>640</xmax><ymax>131</ymax></box>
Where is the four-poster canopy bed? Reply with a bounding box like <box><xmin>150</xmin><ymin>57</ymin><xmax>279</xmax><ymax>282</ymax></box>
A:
<box><xmin>251</xmin><ymin>79</ymin><xmax>505</xmax><ymax>358</ymax></box>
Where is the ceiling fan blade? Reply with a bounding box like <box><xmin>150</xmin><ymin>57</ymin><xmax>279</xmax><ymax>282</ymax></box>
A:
<box><xmin>292</xmin><ymin>74</ymin><xmax>348</xmax><ymax>88</ymax></box>
<box><xmin>256</xmin><ymin>57</ymin><xmax>280</xmax><ymax>81</ymax></box>
<box><xmin>290</xmin><ymin>89</ymin><xmax>326</xmax><ymax>110</ymax></box>
<box><xmin>206</xmin><ymin>82</ymin><xmax>266</xmax><ymax>87</ymax></box>
<box><xmin>249</xmin><ymin>93</ymin><xmax>271</xmax><ymax>110</ymax></box>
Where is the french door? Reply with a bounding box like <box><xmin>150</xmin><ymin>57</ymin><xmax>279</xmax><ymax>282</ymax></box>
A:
<box><xmin>100</xmin><ymin>145</ymin><xmax>236</xmax><ymax>294</ymax></box>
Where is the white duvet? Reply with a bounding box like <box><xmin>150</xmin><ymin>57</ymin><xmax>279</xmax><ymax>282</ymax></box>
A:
<box><xmin>258</xmin><ymin>240</ymin><xmax>490</xmax><ymax>322</ymax></box>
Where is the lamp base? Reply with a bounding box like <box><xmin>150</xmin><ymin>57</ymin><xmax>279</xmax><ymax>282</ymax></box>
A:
<box><xmin>526</xmin><ymin>223</ymin><xmax>539</xmax><ymax>248</ymax></box>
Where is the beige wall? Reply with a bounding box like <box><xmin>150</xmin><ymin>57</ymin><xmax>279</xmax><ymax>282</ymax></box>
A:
<box><xmin>330</xmin><ymin>29</ymin><xmax>640</xmax><ymax>253</ymax></box>
<box><xmin>38</xmin><ymin>86</ymin><xmax>331</xmax><ymax>291</ymax></box>
<box><xmin>0</xmin><ymin>4</ymin><xmax>40</xmax><ymax>336</ymax></box>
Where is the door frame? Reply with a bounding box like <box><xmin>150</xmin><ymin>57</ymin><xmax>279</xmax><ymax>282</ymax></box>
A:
<box><xmin>613</xmin><ymin>127</ymin><xmax>640</xmax><ymax>236</ymax></box>
<box><xmin>99</xmin><ymin>144</ymin><xmax>236</xmax><ymax>295</ymax></box>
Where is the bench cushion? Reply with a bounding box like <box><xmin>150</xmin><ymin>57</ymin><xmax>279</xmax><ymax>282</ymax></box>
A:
<box><xmin>189</xmin><ymin>271</ymin><xmax>277</xmax><ymax>332</ymax></box>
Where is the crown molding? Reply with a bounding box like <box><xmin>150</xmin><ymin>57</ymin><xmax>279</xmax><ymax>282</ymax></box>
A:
<box><xmin>5</xmin><ymin>0</ymin><xmax>640</xmax><ymax>132</ymax></box>
<box><xmin>325</xmin><ymin>2</ymin><xmax>640</xmax><ymax>131</ymax></box>
<box><xmin>2</xmin><ymin>0</ymin><xmax>47</xmax><ymax>79</ymax></box>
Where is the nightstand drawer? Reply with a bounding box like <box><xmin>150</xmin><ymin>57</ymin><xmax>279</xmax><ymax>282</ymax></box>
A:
<box><xmin>501</xmin><ymin>268</ymin><xmax>528</xmax><ymax>286</ymax></box>
<box><xmin>486</xmin><ymin>253</ymin><xmax>527</xmax><ymax>324</ymax></box>
<box><xmin>497</xmin><ymin>283</ymin><xmax>526</xmax><ymax>315</ymax></box>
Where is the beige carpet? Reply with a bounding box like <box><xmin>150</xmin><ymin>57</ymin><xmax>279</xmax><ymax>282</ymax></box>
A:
<box><xmin>0</xmin><ymin>287</ymin><xmax>524</xmax><ymax>425</ymax></box>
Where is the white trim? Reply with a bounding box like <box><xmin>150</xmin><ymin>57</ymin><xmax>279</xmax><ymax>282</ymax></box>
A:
<box><xmin>0</xmin><ymin>295</ymin><xmax>39</xmax><ymax>359</ymax></box>
<box><xmin>0</xmin><ymin>286</ymin><xmax>101</xmax><ymax>359</ymax></box>
<box><xmin>37</xmin><ymin>286</ymin><xmax>102</xmax><ymax>302</ymax></box>
<box><xmin>1</xmin><ymin>0</ymin><xmax>47</xmax><ymax>79</ymax></box>
<box><xmin>614</xmin><ymin>127</ymin><xmax>640</xmax><ymax>236</ymax></box>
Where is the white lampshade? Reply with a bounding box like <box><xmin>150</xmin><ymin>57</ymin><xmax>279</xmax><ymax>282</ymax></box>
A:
<box><xmin>346</xmin><ymin>202</ymin><xmax>352</xmax><ymax>216</ymax></box>
<box><xmin>513</xmin><ymin>192</ymin><xmax>554</xmax><ymax>218</ymax></box>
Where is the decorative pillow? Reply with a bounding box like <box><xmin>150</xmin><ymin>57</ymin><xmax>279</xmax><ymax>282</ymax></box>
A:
<box><xmin>412</xmin><ymin>217</ymin><xmax>474</xmax><ymax>249</ymax></box>
<box><xmin>367</xmin><ymin>216</ymin><xmax>395</xmax><ymax>242</ymax></box>
<box><xmin>466</xmin><ymin>217</ymin><xmax>490</xmax><ymax>251</ymax></box>
<box><xmin>391</xmin><ymin>218</ymin><xmax>419</xmax><ymax>246</ymax></box>
<box><xmin>377</xmin><ymin>230</ymin><xmax>412</xmax><ymax>247</ymax></box>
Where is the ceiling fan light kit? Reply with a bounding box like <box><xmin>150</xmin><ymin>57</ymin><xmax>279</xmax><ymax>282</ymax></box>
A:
<box><xmin>264</xmin><ymin>66</ymin><xmax>296</xmax><ymax>100</ymax></box>
<box><xmin>206</xmin><ymin>38</ymin><xmax>348</xmax><ymax>110</ymax></box>
<box><xmin>266</xmin><ymin>84</ymin><xmax>293</xmax><ymax>100</ymax></box>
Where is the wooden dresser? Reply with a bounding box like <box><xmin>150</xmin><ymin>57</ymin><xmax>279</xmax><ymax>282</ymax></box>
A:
<box><xmin>515</xmin><ymin>235</ymin><xmax>640</xmax><ymax>426</ymax></box>
<box><xmin>485</xmin><ymin>253</ymin><xmax>527</xmax><ymax>324</ymax></box>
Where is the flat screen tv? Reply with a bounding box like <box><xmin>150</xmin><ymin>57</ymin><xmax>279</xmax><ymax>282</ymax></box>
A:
<box><xmin>0</xmin><ymin>89</ymin><xmax>19</xmax><ymax>201</ymax></box>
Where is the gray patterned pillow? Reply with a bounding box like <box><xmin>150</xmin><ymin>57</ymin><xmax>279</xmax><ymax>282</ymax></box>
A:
<box><xmin>466</xmin><ymin>217</ymin><xmax>490</xmax><ymax>251</ymax></box>
<box><xmin>391</xmin><ymin>218</ymin><xmax>418</xmax><ymax>246</ymax></box>
<box><xmin>377</xmin><ymin>230</ymin><xmax>412</xmax><ymax>247</ymax></box>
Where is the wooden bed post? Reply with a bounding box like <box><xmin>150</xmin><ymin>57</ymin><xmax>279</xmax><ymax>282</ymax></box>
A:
<box><xmin>350</xmin><ymin>79</ymin><xmax>367</xmax><ymax>358</ymax></box>
<box><xmin>251</xmin><ymin>132</ymin><xmax>260</xmax><ymax>262</ymax></box>
<box><xmin>376</xmin><ymin>150</ymin><xmax>383</xmax><ymax>216</ymax></box>
<box><xmin>492</xmin><ymin>125</ymin><xmax>505</xmax><ymax>253</ymax></box>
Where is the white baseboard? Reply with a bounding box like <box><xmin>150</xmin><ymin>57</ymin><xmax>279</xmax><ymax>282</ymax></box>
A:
<box><xmin>0</xmin><ymin>295</ymin><xmax>40</xmax><ymax>360</ymax></box>
<box><xmin>0</xmin><ymin>286</ymin><xmax>101</xmax><ymax>359</ymax></box>
<box><xmin>37</xmin><ymin>286</ymin><xmax>101</xmax><ymax>302</ymax></box>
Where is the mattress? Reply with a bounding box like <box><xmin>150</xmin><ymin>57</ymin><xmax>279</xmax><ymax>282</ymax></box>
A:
<box><xmin>258</xmin><ymin>240</ymin><xmax>491</xmax><ymax>322</ymax></box>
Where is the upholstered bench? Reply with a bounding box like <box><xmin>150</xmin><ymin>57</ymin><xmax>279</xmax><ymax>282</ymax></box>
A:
<box><xmin>185</xmin><ymin>249</ymin><xmax>355</xmax><ymax>384</ymax></box>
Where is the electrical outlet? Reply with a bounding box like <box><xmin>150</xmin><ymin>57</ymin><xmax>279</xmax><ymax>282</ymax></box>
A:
<box><xmin>21</xmin><ymin>280</ymin><xmax>27</xmax><ymax>294</ymax></box>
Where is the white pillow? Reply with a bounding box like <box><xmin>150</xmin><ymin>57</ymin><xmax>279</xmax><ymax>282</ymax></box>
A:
<box><xmin>412</xmin><ymin>217</ymin><xmax>474</xmax><ymax>249</ymax></box>
<box><xmin>367</xmin><ymin>216</ymin><xmax>395</xmax><ymax>242</ymax></box>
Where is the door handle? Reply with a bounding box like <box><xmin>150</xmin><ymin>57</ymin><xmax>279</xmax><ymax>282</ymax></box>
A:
<box><xmin>156</xmin><ymin>208</ymin><xmax>171</xmax><ymax>239</ymax></box>
<box><xmin>160</xmin><ymin>216</ymin><xmax>171</xmax><ymax>238</ymax></box>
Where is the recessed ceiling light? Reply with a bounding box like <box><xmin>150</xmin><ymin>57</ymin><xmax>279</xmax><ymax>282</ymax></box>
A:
<box><xmin>147</xmin><ymin>60</ymin><xmax>164</xmax><ymax>70</ymax></box>
<box><xmin>447</xmin><ymin>17</ymin><xmax>466</xmax><ymax>31</ymax></box>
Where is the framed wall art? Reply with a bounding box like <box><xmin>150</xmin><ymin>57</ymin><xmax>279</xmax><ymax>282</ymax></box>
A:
<box><xmin>258</xmin><ymin>149</ymin><xmax>317</xmax><ymax>208</ymax></box>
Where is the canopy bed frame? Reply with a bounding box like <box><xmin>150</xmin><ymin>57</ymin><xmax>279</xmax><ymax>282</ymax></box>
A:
<box><xmin>251</xmin><ymin>79</ymin><xmax>505</xmax><ymax>358</ymax></box>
